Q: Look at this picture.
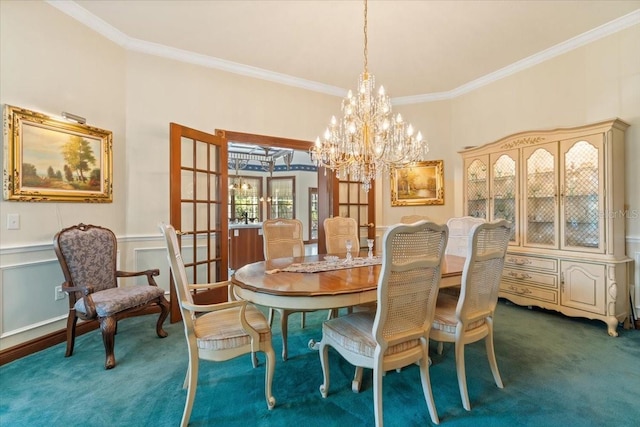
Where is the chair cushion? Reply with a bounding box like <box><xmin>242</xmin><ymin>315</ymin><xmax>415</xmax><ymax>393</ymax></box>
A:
<box><xmin>323</xmin><ymin>312</ymin><xmax>420</xmax><ymax>358</ymax></box>
<box><xmin>432</xmin><ymin>293</ymin><xmax>485</xmax><ymax>334</ymax></box>
<box><xmin>74</xmin><ymin>285</ymin><xmax>165</xmax><ymax>318</ymax></box>
<box><xmin>194</xmin><ymin>304</ymin><xmax>272</xmax><ymax>351</ymax></box>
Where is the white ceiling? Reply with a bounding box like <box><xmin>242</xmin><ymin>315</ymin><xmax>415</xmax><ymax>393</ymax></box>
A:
<box><xmin>55</xmin><ymin>0</ymin><xmax>639</xmax><ymax>102</ymax></box>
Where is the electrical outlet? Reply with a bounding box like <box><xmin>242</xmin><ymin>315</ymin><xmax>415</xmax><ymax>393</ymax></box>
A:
<box><xmin>55</xmin><ymin>286</ymin><xmax>65</xmax><ymax>301</ymax></box>
<box><xmin>7</xmin><ymin>213</ymin><xmax>20</xmax><ymax>230</ymax></box>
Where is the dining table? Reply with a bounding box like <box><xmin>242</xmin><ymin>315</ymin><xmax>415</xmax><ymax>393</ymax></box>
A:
<box><xmin>231</xmin><ymin>252</ymin><xmax>466</xmax><ymax>349</ymax></box>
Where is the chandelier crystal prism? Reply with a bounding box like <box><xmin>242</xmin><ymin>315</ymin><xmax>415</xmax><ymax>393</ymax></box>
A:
<box><xmin>310</xmin><ymin>0</ymin><xmax>428</xmax><ymax>192</ymax></box>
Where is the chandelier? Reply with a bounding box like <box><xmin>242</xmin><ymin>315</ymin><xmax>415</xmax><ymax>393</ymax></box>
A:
<box><xmin>229</xmin><ymin>177</ymin><xmax>252</xmax><ymax>193</ymax></box>
<box><xmin>228</xmin><ymin>159</ymin><xmax>252</xmax><ymax>193</ymax></box>
<box><xmin>310</xmin><ymin>0</ymin><xmax>428</xmax><ymax>192</ymax></box>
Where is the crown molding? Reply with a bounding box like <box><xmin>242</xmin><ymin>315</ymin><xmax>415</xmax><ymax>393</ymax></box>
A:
<box><xmin>47</xmin><ymin>1</ymin><xmax>639</xmax><ymax>105</ymax></box>
<box><xmin>394</xmin><ymin>9</ymin><xmax>640</xmax><ymax>105</ymax></box>
<box><xmin>46</xmin><ymin>0</ymin><xmax>129</xmax><ymax>46</ymax></box>
<box><xmin>123</xmin><ymin>37</ymin><xmax>347</xmax><ymax>97</ymax></box>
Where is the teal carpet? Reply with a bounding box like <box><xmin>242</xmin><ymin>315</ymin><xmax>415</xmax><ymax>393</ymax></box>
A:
<box><xmin>1</xmin><ymin>300</ymin><xmax>638</xmax><ymax>426</ymax></box>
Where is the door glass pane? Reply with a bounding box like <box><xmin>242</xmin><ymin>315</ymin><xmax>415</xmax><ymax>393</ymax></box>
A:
<box><xmin>181</xmin><ymin>170</ymin><xmax>193</xmax><ymax>199</ymax></box>
<box><xmin>466</xmin><ymin>159</ymin><xmax>487</xmax><ymax>218</ymax></box>
<box><xmin>210</xmin><ymin>144</ymin><xmax>219</xmax><ymax>169</ymax></box>
<box><xmin>195</xmin><ymin>140</ymin><xmax>208</xmax><ymax>170</ymax></box>
<box><xmin>526</xmin><ymin>148</ymin><xmax>555</xmax><ymax>245</ymax></box>
<box><xmin>210</xmin><ymin>203</ymin><xmax>220</xmax><ymax>230</ymax></box>
<box><xmin>359</xmin><ymin>184</ymin><xmax>367</xmax><ymax>201</ymax></box>
<box><xmin>181</xmin><ymin>203</ymin><xmax>194</xmax><ymax>233</ymax></box>
<box><xmin>339</xmin><ymin>182</ymin><xmax>349</xmax><ymax>203</ymax></box>
<box><xmin>349</xmin><ymin>183</ymin><xmax>359</xmax><ymax>202</ymax></box>
<box><xmin>209</xmin><ymin>173</ymin><xmax>220</xmax><ymax>202</ymax></box>
<box><xmin>181</xmin><ymin>137</ymin><xmax>193</xmax><ymax>169</ymax></box>
<box><xmin>564</xmin><ymin>140</ymin><xmax>599</xmax><ymax>248</ymax></box>
<box><xmin>349</xmin><ymin>205</ymin><xmax>360</xmax><ymax>223</ymax></box>
<box><xmin>196</xmin><ymin>203</ymin><xmax>208</xmax><ymax>231</ymax></box>
<box><xmin>208</xmin><ymin>235</ymin><xmax>219</xmax><ymax>259</ymax></box>
<box><xmin>195</xmin><ymin>261</ymin><xmax>208</xmax><ymax>284</ymax></box>
<box><xmin>195</xmin><ymin>171</ymin><xmax>208</xmax><ymax>201</ymax></box>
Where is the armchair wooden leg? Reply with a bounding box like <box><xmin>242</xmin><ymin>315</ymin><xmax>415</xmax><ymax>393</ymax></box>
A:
<box><xmin>100</xmin><ymin>316</ymin><xmax>117</xmax><ymax>370</ymax></box>
<box><xmin>65</xmin><ymin>312</ymin><xmax>78</xmax><ymax>357</ymax></box>
<box><xmin>156</xmin><ymin>297</ymin><xmax>169</xmax><ymax>338</ymax></box>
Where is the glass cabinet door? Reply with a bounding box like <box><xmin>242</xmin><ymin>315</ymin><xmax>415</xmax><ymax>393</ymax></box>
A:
<box><xmin>490</xmin><ymin>151</ymin><xmax>518</xmax><ymax>243</ymax></box>
<box><xmin>523</xmin><ymin>143</ymin><xmax>558</xmax><ymax>248</ymax></box>
<box><xmin>560</xmin><ymin>135</ymin><xmax>604</xmax><ymax>253</ymax></box>
<box><xmin>465</xmin><ymin>157</ymin><xmax>489</xmax><ymax>219</ymax></box>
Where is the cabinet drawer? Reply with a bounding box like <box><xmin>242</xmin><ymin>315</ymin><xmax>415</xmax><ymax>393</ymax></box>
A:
<box><xmin>500</xmin><ymin>282</ymin><xmax>558</xmax><ymax>304</ymax></box>
<box><xmin>502</xmin><ymin>268</ymin><xmax>557</xmax><ymax>289</ymax></box>
<box><xmin>505</xmin><ymin>254</ymin><xmax>557</xmax><ymax>272</ymax></box>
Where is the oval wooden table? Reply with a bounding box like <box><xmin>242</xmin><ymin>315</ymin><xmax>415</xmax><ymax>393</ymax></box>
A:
<box><xmin>231</xmin><ymin>253</ymin><xmax>466</xmax><ymax>351</ymax></box>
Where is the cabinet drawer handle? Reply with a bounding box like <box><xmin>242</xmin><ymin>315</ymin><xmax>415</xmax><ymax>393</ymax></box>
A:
<box><xmin>508</xmin><ymin>257</ymin><xmax>532</xmax><ymax>265</ymax></box>
<box><xmin>508</xmin><ymin>285</ymin><xmax>532</xmax><ymax>295</ymax></box>
<box><xmin>508</xmin><ymin>271</ymin><xmax>532</xmax><ymax>280</ymax></box>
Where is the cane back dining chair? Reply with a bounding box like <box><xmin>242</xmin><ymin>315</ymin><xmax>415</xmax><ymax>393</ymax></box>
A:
<box><xmin>430</xmin><ymin>220</ymin><xmax>511</xmax><ymax>411</ymax></box>
<box><xmin>53</xmin><ymin>223</ymin><xmax>169</xmax><ymax>369</ymax></box>
<box><xmin>324</xmin><ymin>216</ymin><xmax>374</xmax><ymax>315</ymax></box>
<box><xmin>324</xmin><ymin>216</ymin><xmax>360</xmax><ymax>255</ymax></box>
<box><xmin>318</xmin><ymin>220</ymin><xmax>448</xmax><ymax>426</ymax></box>
<box><xmin>262</xmin><ymin>218</ymin><xmax>311</xmax><ymax>361</ymax></box>
<box><xmin>160</xmin><ymin>223</ymin><xmax>276</xmax><ymax>426</ymax></box>
<box><xmin>400</xmin><ymin>214</ymin><xmax>431</xmax><ymax>224</ymax></box>
<box><xmin>445</xmin><ymin>216</ymin><xmax>486</xmax><ymax>257</ymax></box>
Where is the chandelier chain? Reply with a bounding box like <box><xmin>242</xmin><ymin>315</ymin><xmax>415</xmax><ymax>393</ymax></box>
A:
<box><xmin>363</xmin><ymin>0</ymin><xmax>368</xmax><ymax>74</ymax></box>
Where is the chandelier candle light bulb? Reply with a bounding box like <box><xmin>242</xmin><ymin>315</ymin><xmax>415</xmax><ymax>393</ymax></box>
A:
<box><xmin>310</xmin><ymin>0</ymin><xmax>428</xmax><ymax>192</ymax></box>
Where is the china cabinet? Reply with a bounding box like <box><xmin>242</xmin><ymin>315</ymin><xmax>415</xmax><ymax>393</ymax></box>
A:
<box><xmin>461</xmin><ymin>119</ymin><xmax>631</xmax><ymax>336</ymax></box>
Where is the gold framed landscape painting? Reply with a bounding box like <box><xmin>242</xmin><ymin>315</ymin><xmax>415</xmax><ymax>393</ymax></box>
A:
<box><xmin>3</xmin><ymin>105</ymin><xmax>113</xmax><ymax>202</ymax></box>
<box><xmin>391</xmin><ymin>160</ymin><xmax>444</xmax><ymax>206</ymax></box>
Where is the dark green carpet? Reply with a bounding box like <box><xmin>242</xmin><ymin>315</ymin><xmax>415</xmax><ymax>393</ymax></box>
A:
<box><xmin>1</xmin><ymin>300</ymin><xmax>638</xmax><ymax>426</ymax></box>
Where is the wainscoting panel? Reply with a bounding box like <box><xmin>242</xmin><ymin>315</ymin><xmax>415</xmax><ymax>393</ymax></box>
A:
<box><xmin>133</xmin><ymin>246</ymin><xmax>171</xmax><ymax>293</ymax></box>
<box><xmin>0</xmin><ymin>258</ymin><xmax>66</xmax><ymax>337</ymax></box>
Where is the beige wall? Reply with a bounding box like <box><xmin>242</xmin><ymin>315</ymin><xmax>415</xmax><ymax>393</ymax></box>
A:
<box><xmin>0</xmin><ymin>0</ymin><xmax>127</xmax><ymax>245</ymax></box>
<box><xmin>1</xmin><ymin>1</ymin><xmax>638</xmax><ymax>348</ymax></box>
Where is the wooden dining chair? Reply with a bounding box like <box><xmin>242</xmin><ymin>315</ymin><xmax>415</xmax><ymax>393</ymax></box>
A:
<box><xmin>262</xmin><ymin>218</ymin><xmax>310</xmax><ymax>361</ymax></box>
<box><xmin>430</xmin><ymin>220</ymin><xmax>511</xmax><ymax>411</ymax></box>
<box><xmin>318</xmin><ymin>220</ymin><xmax>448</xmax><ymax>426</ymax></box>
<box><xmin>160</xmin><ymin>223</ymin><xmax>276</xmax><ymax>426</ymax></box>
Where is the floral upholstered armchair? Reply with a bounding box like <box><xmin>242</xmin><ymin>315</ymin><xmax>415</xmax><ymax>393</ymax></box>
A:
<box><xmin>53</xmin><ymin>223</ymin><xmax>169</xmax><ymax>369</ymax></box>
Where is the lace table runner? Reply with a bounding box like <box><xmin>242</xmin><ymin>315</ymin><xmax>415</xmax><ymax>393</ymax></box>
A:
<box><xmin>282</xmin><ymin>256</ymin><xmax>382</xmax><ymax>273</ymax></box>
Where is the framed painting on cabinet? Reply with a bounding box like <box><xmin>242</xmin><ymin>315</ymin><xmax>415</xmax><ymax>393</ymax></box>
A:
<box><xmin>391</xmin><ymin>160</ymin><xmax>444</xmax><ymax>206</ymax></box>
<box><xmin>3</xmin><ymin>105</ymin><xmax>113</xmax><ymax>202</ymax></box>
